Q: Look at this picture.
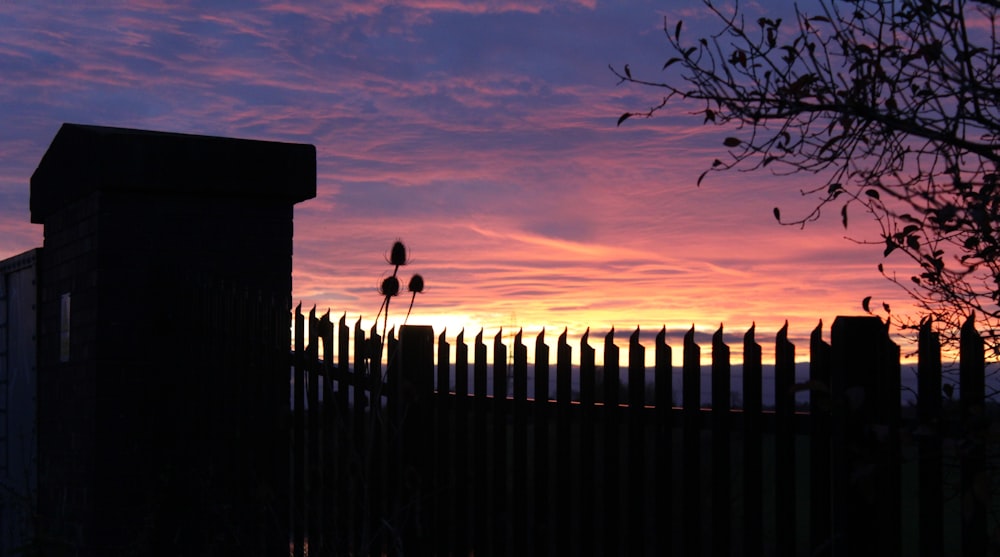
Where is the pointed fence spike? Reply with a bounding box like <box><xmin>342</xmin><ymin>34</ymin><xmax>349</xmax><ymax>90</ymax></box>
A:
<box><xmin>962</xmin><ymin>312</ymin><xmax>977</xmax><ymax>333</ymax></box>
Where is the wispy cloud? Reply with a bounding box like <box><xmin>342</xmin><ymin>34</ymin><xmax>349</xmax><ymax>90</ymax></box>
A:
<box><xmin>0</xmin><ymin>0</ymin><xmax>918</xmax><ymax>364</ymax></box>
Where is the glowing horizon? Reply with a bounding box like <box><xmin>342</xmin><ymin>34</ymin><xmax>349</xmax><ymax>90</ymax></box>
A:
<box><xmin>0</xmin><ymin>1</ymin><xmax>926</xmax><ymax>365</ymax></box>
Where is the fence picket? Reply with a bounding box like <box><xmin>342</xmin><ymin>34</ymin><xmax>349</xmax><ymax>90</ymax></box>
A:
<box><xmin>602</xmin><ymin>328</ymin><xmax>620</xmax><ymax>555</ymax></box>
<box><xmin>318</xmin><ymin>311</ymin><xmax>335</xmax><ymax>556</ymax></box>
<box><xmin>473</xmin><ymin>330</ymin><xmax>489</xmax><ymax>552</ymax></box>
<box><xmin>455</xmin><ymin>330</ymin><xmax>471</xmax><ymax>555</ymax></box>
<box><xmin>534</xmin><ymin>329</ymin><xmax>551</xmax><ymax>556</ymax></box>
<box><xmin>742</xmin><ymin>324</ymin><xmax>763</xmax><ymax>557</ymax></box>
<box><xmin>512</xmin><ymin>330</ymin><xmax>528</xmax><ymax>556</ymax></box>
<box><xmin>555</xmin><ymin>329</ymin><xmax>573</xmax><ymax>557</ymax></box>
<box><xmin>434</xmin><ymin>329</ymin><xmax>450</xmax><ymax>555</ymax></box>
<box><xmin>493</xmin><ymin>331</ymin><xmax>509</xmax><ymax>556</ymax></box>
<box><xmin>293</xmin><ymin>304</ymin><xmax>305</xmax><ymax>557</ymax></box>
<box><xmin>627</xmin><ymin>327</ymin><xmax>646</xmax><ymax>557</ymax></box>
<box><xmin>654</xmin><ymin>327</ymin><xmax>673</xmax><ymax>555</ymax></box>
<box><xmin>682</xmin><ymin>326</ymin><xmax>702</xmax><ymax>556</ymax></box>
<box><xmin>307</xmin><ymin>307</ymin><xmax>322</xmax><ymax>555</ymax></box>
<box><xmin>579</xmin><ymin>329</ymin><xmax>596</xmax><ymax>557</ymax></box>
<box><xmin>775</xmin><ymin>321</ymin><xmax>796</xmax><ymax>557</ymax></box>
<box><xmin>711</xmin><ymin>326</ymin><xmax>731</xmax><ymax>557</ymax></box>
<box><xmin>809</xmin><ymin>321</ymin><xmax>831</xmax><ymax>556</ymax></box>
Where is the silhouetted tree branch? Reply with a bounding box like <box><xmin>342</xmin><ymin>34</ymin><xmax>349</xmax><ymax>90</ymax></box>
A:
<box><xmin>614</xmin><ymin>0</ymin><xmax>1000</xmax><ymax>355</ymax></box>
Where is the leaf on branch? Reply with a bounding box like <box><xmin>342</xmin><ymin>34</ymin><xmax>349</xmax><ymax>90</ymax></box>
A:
<box><xmin>730</xmin><ymin>49</ymin><xmax>748</xmax><ymax>67</ymax></box>
<box><xmin>617</xmin><ymin>113</ymin><xmax>631</xmax><ymax>127</ymax></box>
<box><xmin>780</xmin><ymin>46</ymin><xmax>798</xmax><ymax>63</ymax></box>
<box><xmin>907</xmin><ymin>235</ymin><xmax>920</xmax><ymax>250</ymax></box>
<box><xmin>784</xmin><ymin>74</ymin><xmax>817</xmax><ymax>96</ymax></box>
<box><xmin>675</xmin><ymin>20</ymin><xmax>683</xmax><ymax>41</ymax></box>
<box><xmin>704</xmin><ymin>108</ymin><xmax>715</xmax><ymax>123</ymax></box>
<box><xmin>723</xmin><ymin>137</ymin><xmax>742</xmax><ymax>147</ymax></box>
<box><xmin>773</xmin><ymin>207</ymin><xmax>781</xmax><ymax>222</ymax></box>
<box><xmin>865</xmin><ymin>189</ymin><xmax>880</xmax><ymax>200</ymax></box>
<box><xmin>883</xmin><ymin>302</ymin><xmax>891</xmax><ymax>313</ymax></box>
<box><xmin>862</xmin><ymin>296</ymin><xmax>872</xmax><ymax>314</ymax></box>
<box><xmin>809</xmin><ymin>15</ymin><xmax>831</xmax><ymax>23</ymax></box>
<box><xmin>841</xmin><ymin>204</ymin><xmax>848</xmax><ymax>228</ymax></box>
<box><xmin>697</xmin><ymin>169</ymin><xmax>709</xmax><ymax>187</ymax></box>
<box><xmin>883</xmin><ymin>238</ymin><xmax>896</xmax><ymax>257</ymax></box>
<box><xmin>663</xmin><ymin>57</ymin><xmax>682</xmax><ymax>70</ymax></box>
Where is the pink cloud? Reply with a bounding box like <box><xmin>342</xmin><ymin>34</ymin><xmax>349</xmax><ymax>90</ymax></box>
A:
<box><xmin>0</xmin><ymin>0</ymin><xmax>930</xmax><ymax>369</ymax></box>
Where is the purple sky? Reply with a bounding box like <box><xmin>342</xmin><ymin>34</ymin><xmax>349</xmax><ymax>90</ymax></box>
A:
<box><xmin>0</xmin><ymin>1</ymin><xmax>918</xmax><ymax>362</ymax></box>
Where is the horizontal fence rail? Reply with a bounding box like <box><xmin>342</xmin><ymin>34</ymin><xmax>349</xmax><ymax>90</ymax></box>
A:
<box><xmin>288</xmin><ymin>307</ymin><xmax>996</xmax><ymax>557</ymax></box>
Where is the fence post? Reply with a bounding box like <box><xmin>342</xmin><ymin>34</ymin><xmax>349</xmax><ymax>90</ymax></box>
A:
<box><xmin>395</xmin><ymin>324</ymin><xmax>435</xmax><ymax>554</ymax></box>
<box><xmin>829</xmin><ymin>316</ymin><xmax>900</xmax><ymax>557</ymax></box>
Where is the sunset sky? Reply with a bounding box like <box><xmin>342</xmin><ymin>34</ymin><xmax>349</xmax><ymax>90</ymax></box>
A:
<box><xmin>0</xmin><ymin>1</ymin><xmax>920</xmax><ymax>364</ymax></box>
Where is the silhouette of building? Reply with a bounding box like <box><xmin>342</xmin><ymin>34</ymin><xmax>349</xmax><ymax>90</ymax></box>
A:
<box><xmin>1</xmin><ymin>123</ymin><xmax>315</xmax><ymax>556</ymax></box>
<box><xmin>0</xmin><ymin>248</ymin><xmax>38</xmax><ymax>555</ymax></box>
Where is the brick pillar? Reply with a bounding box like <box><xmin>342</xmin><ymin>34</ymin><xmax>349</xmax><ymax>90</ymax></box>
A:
<box><xmin>30</xmin><ymin>123</ymin><xmax>315</xmax><ymax>556</ymax></box>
